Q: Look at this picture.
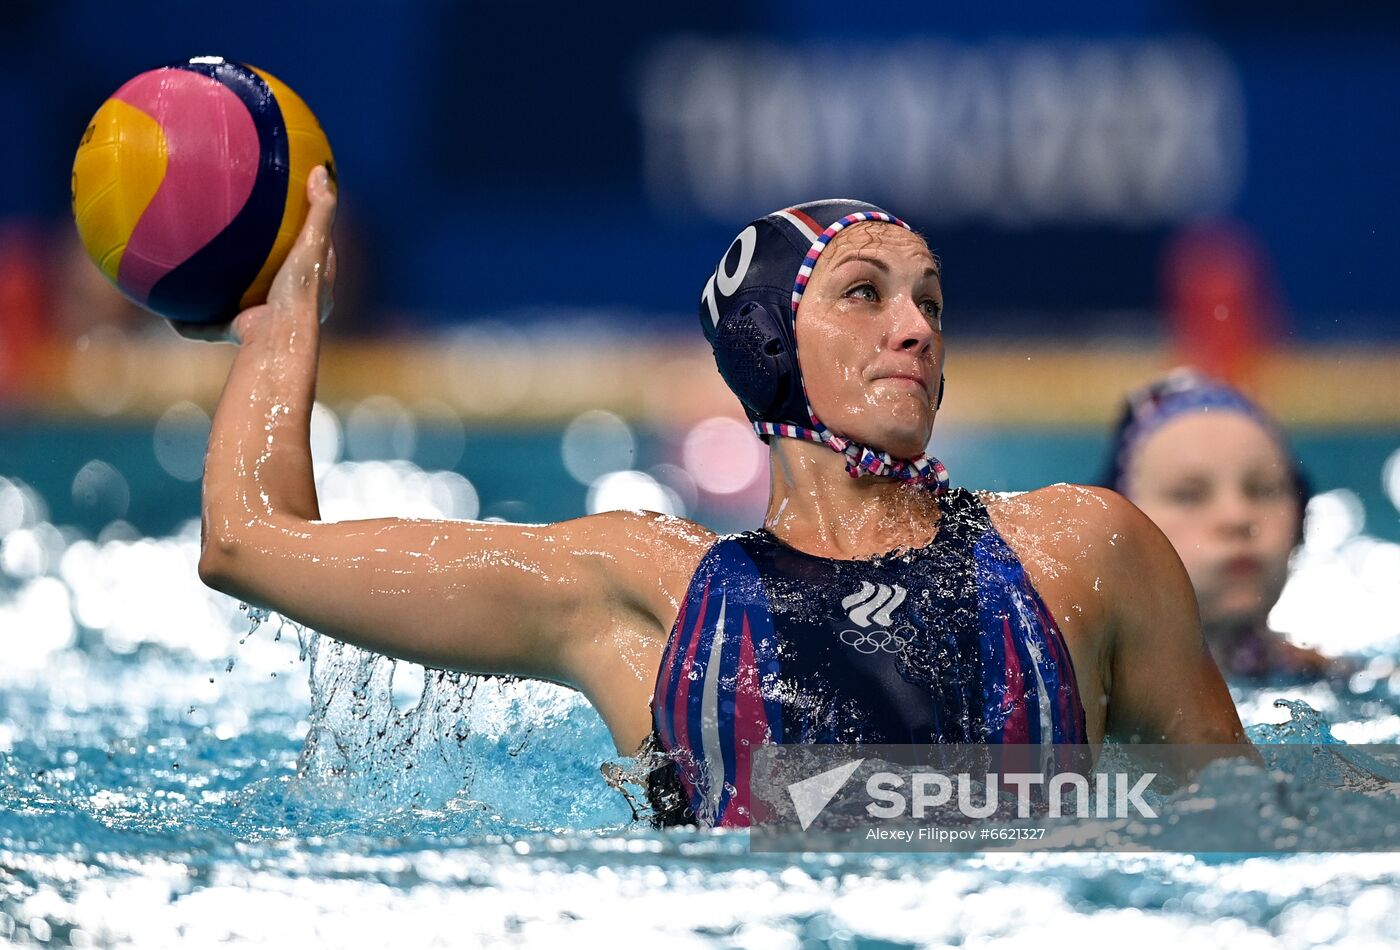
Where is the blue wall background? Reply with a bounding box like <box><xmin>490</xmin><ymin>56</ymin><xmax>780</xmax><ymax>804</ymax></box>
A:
<box><xmin>3</xmin><ymin>0</ymin><xmax>1396</xmax><ymax>339</ymax></box>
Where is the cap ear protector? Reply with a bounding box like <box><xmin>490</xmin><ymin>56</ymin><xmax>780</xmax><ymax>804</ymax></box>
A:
<box><xmin>700</xmin><ymin>215</ymin><xmax>811</xmax><ymax>430</ymax></box>
<box><xmin>711</xmin><ymin>290</ymin><xmax>803</xmax><ymax>424</ymax></box>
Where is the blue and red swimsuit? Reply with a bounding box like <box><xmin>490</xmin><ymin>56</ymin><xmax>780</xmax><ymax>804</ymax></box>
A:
<box><xmin>645</xmin><ymin>487</ymin><xmax>1088</xmax><ymax>827</ymax></box>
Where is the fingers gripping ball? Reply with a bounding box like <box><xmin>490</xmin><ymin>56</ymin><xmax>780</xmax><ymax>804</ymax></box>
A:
<box><xmin>71</xmin><ymin>56</ymin><xmax>335</xmax><ymax>324</ymax></box>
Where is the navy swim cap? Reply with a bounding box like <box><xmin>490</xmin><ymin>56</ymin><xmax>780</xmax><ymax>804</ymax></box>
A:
<box><xmin>698</xmin><ymin>201</ymin><xmax>948</xmax><ymax>488</ymax></box>
<box><xmin>1100</xmin><ymin>367</ymin><xmax>1310</xmax><ymax>543</ymax></box>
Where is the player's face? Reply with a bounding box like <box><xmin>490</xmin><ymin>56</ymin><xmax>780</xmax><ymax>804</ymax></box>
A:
<box><xmin>794</xmin><ymin>224</ymin><xmax>944</xmax><ymax>459</ymax></box>
<box><xmin>1126</xmin><ymin>412</ymin><xmax>1298</xmax><ymax>631</ymax></box>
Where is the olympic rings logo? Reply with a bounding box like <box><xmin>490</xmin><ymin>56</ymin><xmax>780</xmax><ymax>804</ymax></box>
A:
<box><xmin>838</xmin><ymin>625</ymin><xmax>916</xmax><ymax>655</ymax></box>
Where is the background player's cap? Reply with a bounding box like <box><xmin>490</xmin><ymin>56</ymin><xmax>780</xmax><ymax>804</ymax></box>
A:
<box><xmin>1100</xmin><ymin>367</ymin><xmax>1310</xmax><ymax>542</ymax></box>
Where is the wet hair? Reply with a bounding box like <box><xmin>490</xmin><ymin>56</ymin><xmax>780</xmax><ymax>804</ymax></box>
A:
<box><xmin>1100</xmin><ymin>368</ymin><xmax>1310</xmax><ymax>545</ymax></box>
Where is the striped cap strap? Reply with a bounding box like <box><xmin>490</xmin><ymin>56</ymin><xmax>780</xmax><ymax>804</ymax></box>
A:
<box><xmin>791</xmin><ymin>211</ymin><xmax>912</xmax><ymax>313</ymax></box>
<box><xmin>753</xmin><ymin>420</ymin><xmax>950</xmax><ymax>492</ymax></box>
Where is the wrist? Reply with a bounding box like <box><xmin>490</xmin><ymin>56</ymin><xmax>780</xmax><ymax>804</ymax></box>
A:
<box><xmin>232</xmin><ymin>304</ymin><xmax>319</xmax><ymax>346</ymax></box>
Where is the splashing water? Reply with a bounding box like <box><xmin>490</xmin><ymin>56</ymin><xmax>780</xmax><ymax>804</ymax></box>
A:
<box><xmin>215</xmin><ymin>606</ymin><xmax>637</xmax><ymax>838</ymax></box>
<box><xmin>3</xmin><ymin>515</ymin><xmax>1400</xmax><ymax>946</ymax></box>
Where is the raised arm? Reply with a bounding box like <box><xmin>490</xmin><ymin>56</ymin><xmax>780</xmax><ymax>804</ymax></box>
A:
<box><xmin>193</xmin><ymin>168</ymin><xmax>713</xmax><ymax>738</ymax></box>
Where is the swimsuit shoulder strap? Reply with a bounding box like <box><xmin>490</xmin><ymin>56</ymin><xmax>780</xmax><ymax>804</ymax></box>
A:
<box><xmin>931</xmin><ymin>486</ymin><xmax>992</xmax><ymax>553</ymax></box>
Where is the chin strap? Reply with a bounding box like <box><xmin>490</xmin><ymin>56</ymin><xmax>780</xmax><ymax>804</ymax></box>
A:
<box><xmin>753</xmin><ymin>419</ymin><xmax>949</xmax><ymax>492</ymax></box>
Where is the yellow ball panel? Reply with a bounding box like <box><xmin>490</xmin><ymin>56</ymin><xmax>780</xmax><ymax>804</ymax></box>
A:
<box><xmin>239</xmin><ymin>67</ymin><xmax>335</xmax><ymax>309</ymax></box>
<box><xmin>72</xmin><ymin>98</ymin><xmax>169</xmax><ymax>283</ymax></box>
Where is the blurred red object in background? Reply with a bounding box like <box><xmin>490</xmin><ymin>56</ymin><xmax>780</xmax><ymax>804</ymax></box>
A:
<box><xmin>0</xmin><ymin>224</ymin><xmax>49</xmax><ymax>403</ymax></box>
<box><xmin>1161</xmin><ymin>220</ymin><xmax>1286</xmax><ymax>388</ymax></box>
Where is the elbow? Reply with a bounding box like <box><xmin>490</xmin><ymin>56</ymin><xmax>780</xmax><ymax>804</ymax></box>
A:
<box><xmin>197</xmin><ymin>515</ymin><xmax>302</xmax><ymax>600</ymax></box>
<box><xmin>197</xmin><ymin>512</ymin><xmax>310</xmax><ymax>597</ymax></box>
<box><xmin>197</xmin><ymin>531</ymin><xmax>241</xmax><ymax>593</ymax></box>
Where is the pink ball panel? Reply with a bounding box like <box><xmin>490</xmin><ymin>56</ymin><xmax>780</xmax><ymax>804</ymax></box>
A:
<box><xmin>113</xmin><ymin>69</ymin><xmax>260</xmax><ymax>302</ymax></box>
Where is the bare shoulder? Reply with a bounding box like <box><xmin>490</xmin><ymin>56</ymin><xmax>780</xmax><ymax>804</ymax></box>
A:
<box><xmin>980</xmin><ymin>482</ymin><xmax>1129</xmax><ymax>526</ymax></box>
<box><xmin>562</xmin><ymin>508</ymin><xmax>717</xmax><ymax>566</ymax></box>
<box><xmin>980</xmin><ymin>483</ymin><xmax>1145</xmax><ymax>569</ymax></box>
<box><xmin>555</xmin><ymin>508</ymin><xmax>717</xmax><ymax>619</ymax></box>
<box><xmin>977</xmin><ymin>485</ymin><xmax>1242</xmax><ymax>746</ymax></box>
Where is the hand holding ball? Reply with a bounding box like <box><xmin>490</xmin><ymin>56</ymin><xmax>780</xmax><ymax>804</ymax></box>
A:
<box><xmin>71</xmin><ymin>56</ymin><xmax>335</xmax><ymax>327</ymax></box>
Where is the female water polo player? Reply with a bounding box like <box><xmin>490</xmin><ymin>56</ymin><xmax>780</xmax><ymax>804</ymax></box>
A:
<box><xmin>1102</xmin><ymin>370</ymin><xmax>1337</xmax><ymax>680</ymax></box>
<box><xmin>193</xmin><ymin>168</ymin><xmax>1249</xmax><ymax>828</ymax></box>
